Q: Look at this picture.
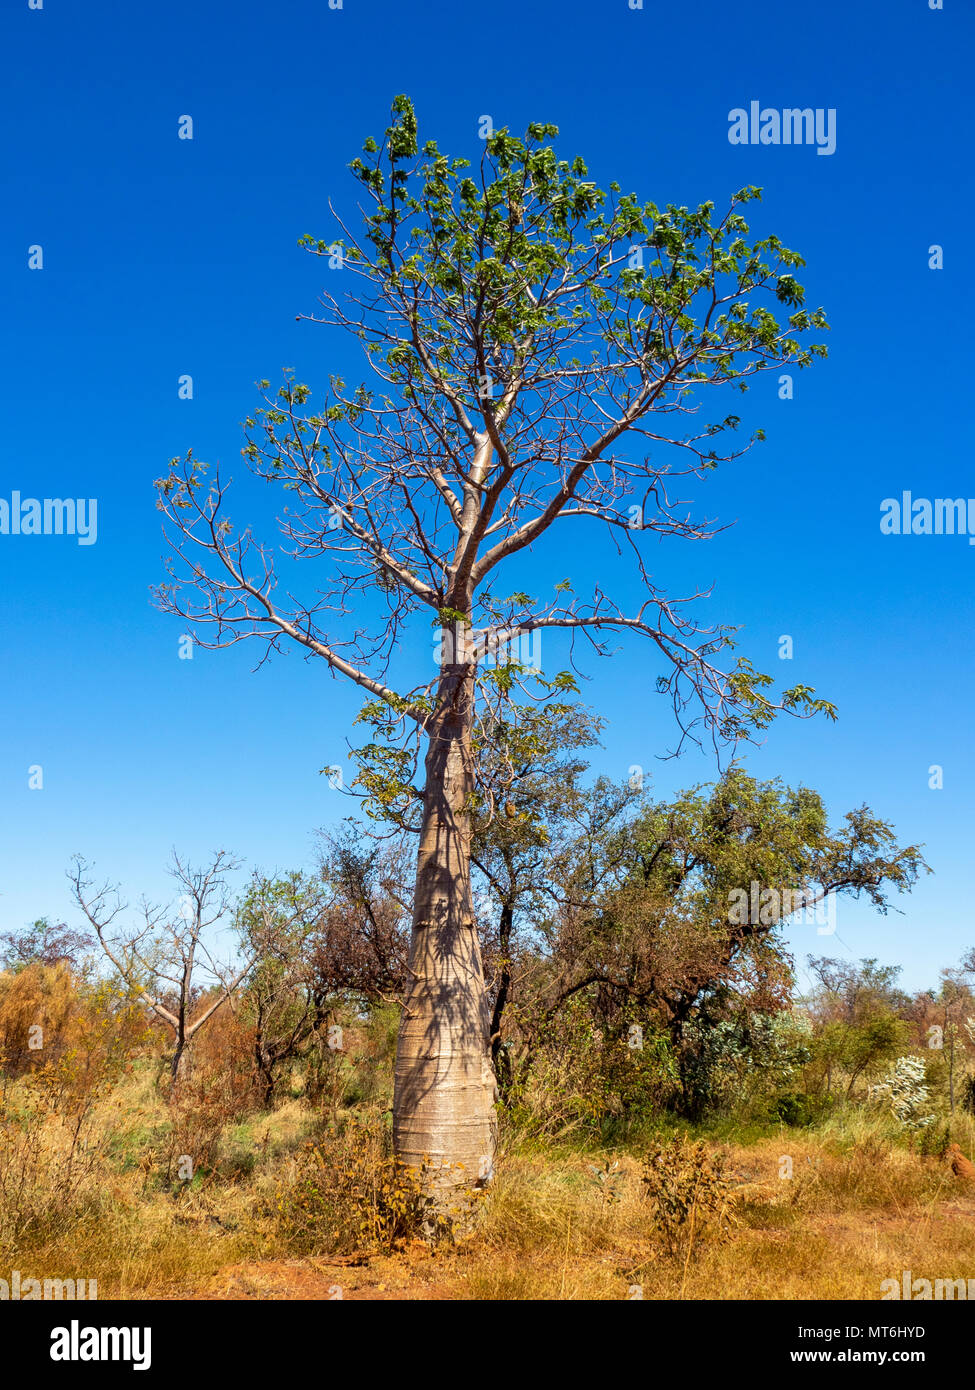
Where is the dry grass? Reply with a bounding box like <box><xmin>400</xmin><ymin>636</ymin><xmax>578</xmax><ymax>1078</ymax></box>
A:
<box><xmin>433</xmin><ymin>1125</ymin><xmax>975</xmax><ymax>1301</ymax></box>
<box><xmin>4</xmin><ymin>1054</ymin><xmax>975</xmax><ymax>1300</ymax></box>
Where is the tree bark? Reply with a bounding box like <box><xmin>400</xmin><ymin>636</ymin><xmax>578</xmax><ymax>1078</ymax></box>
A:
<box><xmin>255</xmin><ymin>1038</ymin><xmax>276</xmax><ymax>1109</ymax></box>
<box><xmin>171</xmin><ymin>1034</ymin><xmax>186</xmax><ymax>1082</ymax></box>
<box><xmin>490</xmin><ymin>901</ymin><xmax>514</xmax><ymax>1100</ymax></box>
<box><xmin>393</xmin><ymin>659</ymin><xmax>497</xmax><ymax>1211</ymax></box>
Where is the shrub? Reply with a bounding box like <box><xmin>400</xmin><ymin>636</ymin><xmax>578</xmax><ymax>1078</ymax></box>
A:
<box><xmin>270</xmin><ymin>1114</ymin><xmax>452</xmax><ymax>1255</ymax></box>
<box><xmin>774</xmin><ymin>1091</ymin><xmax>819</xmax><ymax>1127</ymax></box>
<box><xmin>0</xmin><ymin>962</ymin><xmax>77</xmax><ymax>1075</ymax></box>
<box><xmin>680</xmin><ymin>1011</ymin><xmax>812</xmax><ymax>1117</ymax></box>
<box><xmin>640</xmin><ymin>1133</ymin><xmax>737</xmax><ymax>1257</ymax></box>
<box><xmin>868</xmin><ymin>1055</ymin><xmax>935</xmax><ymax>1129</ymax></box>
<box><xmin>509</xmin><ymin>997</ymin><xmax>677</xmax><ymax>1137</ymax></box>
<box><xmin>160</xmin><ymin>1054</ymin><xmax>257</xmax><ymax>1188</ymax></box>
<box><xmin>0</xmin><ymin>1064</ymin><xmax>104</xmax><ymax>1248</ymax></box>
<box><xmin>961</xmin><ymin>1072</ymin><xmax>975</xmax><ymax>1117</ymax></box>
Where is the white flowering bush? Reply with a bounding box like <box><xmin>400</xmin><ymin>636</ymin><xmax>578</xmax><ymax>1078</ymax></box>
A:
<box><xmin>868</xmin><ymin>1054</ymin><xmax>935</xmax><ymax>1129</ymax></box>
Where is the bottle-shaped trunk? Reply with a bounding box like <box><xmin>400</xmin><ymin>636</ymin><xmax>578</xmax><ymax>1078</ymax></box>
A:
<box><xmin>393</xmin><ymin>661</ymin><xmax>497</xmax><ymax>1209</ymax></box>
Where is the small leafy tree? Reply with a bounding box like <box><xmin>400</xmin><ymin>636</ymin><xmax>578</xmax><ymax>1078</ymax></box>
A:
<box><xmin>519</xmin><ymin>772</ymin><xmax>925</xmax><ymax>1114</ymax></box>
<box><xmin>236</xmin><ymin>872</ymin><xmax>329</xmax><ymax>1107</ymax></box>
<box><xmin>806</xmin><ymin>957</ymin><xmax>913</xmax><ymax>1099</ymax></box>
<box><xmin>0</xmin><ymin>918</ymin><xmax>94</xmax><ymax>974</ymax></box>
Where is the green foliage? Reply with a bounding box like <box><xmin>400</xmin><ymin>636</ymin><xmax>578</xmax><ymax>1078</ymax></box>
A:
<box><xmin>810</xmin><ymin>1015</ymin><xmax>909</xmax><ymax>1096</ymax></box>
<box><xmin>536</xmin><ymin>768</ymin><xmax>926</xmax><ymax>1119</ymax></box>
<box><xmin>507</xmin><ymin>997</ymin><xmax>678</xmax><ymax>1138</ymax></box>
<box><xmin>585</xmin><ymin>1158</ymin><xmax>625</xmax><ymax>1205</ymax></box>
<box><xmin>773</xmin><ymin>1091</ymin><xmax>822</xmax><ymax>1127</ymax></box>
<box><xmin>322</xmin><ymin>97</ymin><xmax>828</xmax><ymax>404</ymax></box>
<box><xmin>914</xmin><ymin>1119</ymin><xmax>951</xmax><ymax>1159</ymax></box>
<box><xmin>235</xmin><ymin>870</ymin><xmax>329</xmax><ymax>1104</ymax></box>
<box><xmin>963</xmin><ymin>1072</ymin><xmax>975</xmax><ymax>1117</ymax></box>
<box><xmin>681</xmin><ymin>1012</ymin><xmax>813</xmax><ymax>1115</ymax></box>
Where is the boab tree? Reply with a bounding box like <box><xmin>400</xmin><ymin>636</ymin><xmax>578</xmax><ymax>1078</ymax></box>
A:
<box><xmin>154</xmin><ymin>96</ymin><xmax>833</xmax><ymax>1203</ymax></box>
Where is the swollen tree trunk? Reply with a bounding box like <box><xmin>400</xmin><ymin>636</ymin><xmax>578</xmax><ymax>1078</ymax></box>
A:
<box><xmin>393</xmin><ymin>660</ymin><xmax>497</xmax><ymax>1211</ymax></box>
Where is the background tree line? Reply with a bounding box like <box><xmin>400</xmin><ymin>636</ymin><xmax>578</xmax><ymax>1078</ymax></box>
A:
<box><xmin>2</xmin><ymin>699</ymin><xmax>952</xmax><ymax>1142</ymax></box>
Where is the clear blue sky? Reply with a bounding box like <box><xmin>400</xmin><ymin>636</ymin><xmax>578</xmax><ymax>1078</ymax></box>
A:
<box><xmin>1</xmin><ymin>0</ymin><xmax>972</xmax><ymax>993</ymax></box>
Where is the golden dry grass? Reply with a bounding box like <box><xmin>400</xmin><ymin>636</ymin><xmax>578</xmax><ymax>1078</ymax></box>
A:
<box><xmin>4</xmin><ymin>1061</ymin><xmax>975</xmax><ymax>1301</ymax></box>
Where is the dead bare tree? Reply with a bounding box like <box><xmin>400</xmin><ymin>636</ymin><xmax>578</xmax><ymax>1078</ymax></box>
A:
<box><xmin>71</xmin><ymin>851</ymin><xmax>252</xmax><ymax>1081</ymax></box>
